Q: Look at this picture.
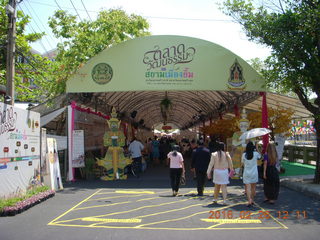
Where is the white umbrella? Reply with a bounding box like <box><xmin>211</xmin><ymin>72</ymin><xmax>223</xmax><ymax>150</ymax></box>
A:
<box><xmin>240</xmin><ymin>128</ymin><xmax>271</xmax><ymax>140</ymax></box>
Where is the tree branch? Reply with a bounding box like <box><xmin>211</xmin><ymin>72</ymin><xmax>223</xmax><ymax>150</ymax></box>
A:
<box><xmin>294</xmin><ymin>86</ymin><xmax>319</xmax><ymax>114</ymax></box>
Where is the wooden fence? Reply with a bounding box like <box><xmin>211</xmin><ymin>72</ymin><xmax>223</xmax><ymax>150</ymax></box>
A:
<box><xmin>283</xmin><ymin>145</ymin><xmax>317</xmax><ymax>164</ymax></box>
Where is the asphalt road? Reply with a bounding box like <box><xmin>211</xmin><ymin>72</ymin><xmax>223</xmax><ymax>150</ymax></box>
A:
<box><xmin>1</xmin><ymin>166</ymin><xmax>319</xmax><ymax>240</ymax></box>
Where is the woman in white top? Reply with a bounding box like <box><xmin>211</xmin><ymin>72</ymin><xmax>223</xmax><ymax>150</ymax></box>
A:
<box><xmin>207</xmin><ymin>142</ymin><xmax>233</xmax><ymax>204</ymax></box>
<box><xmin>167</xmin><ymin>145</ymin><xmax>185</xmax><ymax>196</ymax></box>
<box><xmin>241</xmin><ymin>141</ymin><xmax>261</xmax><ymax>206</ymax></box>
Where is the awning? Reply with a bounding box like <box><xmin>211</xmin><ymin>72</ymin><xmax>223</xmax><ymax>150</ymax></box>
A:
<box><xmin>40</xmin><ymin>107</ymin><xmax>66</xmax><ymax>127</ymax></box>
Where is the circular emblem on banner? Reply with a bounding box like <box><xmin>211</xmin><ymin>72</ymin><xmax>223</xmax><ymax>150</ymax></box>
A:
<box><xmin>91</xmin><ymin>63</ymin><xmax>113</xmax><ymax>84</ymax></box>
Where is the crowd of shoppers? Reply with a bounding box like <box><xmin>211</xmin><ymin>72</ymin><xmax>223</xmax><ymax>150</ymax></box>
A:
<box><xmin>127</xmin><ymin>136</ymin><xmax>280</xmax><ymax>205</ymax></box>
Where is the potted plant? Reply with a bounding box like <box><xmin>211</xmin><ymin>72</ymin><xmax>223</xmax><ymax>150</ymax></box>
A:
<box><xmin>83</xmin><ymin>157</ymin><xmax>96</xmax><ymax>180</ymax></box>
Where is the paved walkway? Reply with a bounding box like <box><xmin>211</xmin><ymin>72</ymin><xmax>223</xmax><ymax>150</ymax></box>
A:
<box><xmin>0</xmin><ymin>163</ymin><xmax>319</xmax><ymax>240</ymax></box>
<box><xmin>280</xmin><ymin>175</ymin><xmax>320</xmax><ymax>200</ymax></box>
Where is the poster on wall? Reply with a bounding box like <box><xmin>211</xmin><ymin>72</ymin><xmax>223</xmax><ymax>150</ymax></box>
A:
<box><xmin>72</xmin><ymin>130</ymin><xmax>85</xmax><ymax>168</ymax></box>
<box><xmin>40</xmin><ymin>128</ymin><xmax>48</xmax><ymax>176</ymax></box>
<box><xmin>0</xmin><ymin>102</ymin><xmax>40</xmax><ymax>198</ymax></box>
<box><xmin>47</xmin><ymin>138</ymin><xmax>63</xmax><ymax>191</ymax></box>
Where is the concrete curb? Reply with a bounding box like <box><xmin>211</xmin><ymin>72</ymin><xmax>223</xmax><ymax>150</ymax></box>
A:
<box><xmin>281</xmin><ymin>178</ymin><xmax>320</xmax><ymax>200</ymax></box>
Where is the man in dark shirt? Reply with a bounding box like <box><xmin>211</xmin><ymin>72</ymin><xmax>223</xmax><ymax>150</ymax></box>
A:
<box><xmin>208</xmin><ymin>135</ymin><xmax>220</xmax><ymax>153</ymax></box>
<box><xmin>191</xmin><ymin>139</ymin><xmax>211</xmax><ymax>196</ymax></box>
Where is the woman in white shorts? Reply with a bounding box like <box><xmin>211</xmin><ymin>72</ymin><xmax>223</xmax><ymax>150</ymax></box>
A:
<box><xmin>207</xmin><ymin>142</ymin><xmax>233</xmax><ymax>204</ymax></box>
<box><xmin>241</xmin><ymin>141</ymin><xmax>261</xmax><ymax>206</ymax></box>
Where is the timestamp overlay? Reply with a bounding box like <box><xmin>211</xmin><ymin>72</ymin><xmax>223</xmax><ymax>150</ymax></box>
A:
<box><xmin>48</xmin><ymin>187</ymin><xmax>319</xmax><ymax>231</ymax></box>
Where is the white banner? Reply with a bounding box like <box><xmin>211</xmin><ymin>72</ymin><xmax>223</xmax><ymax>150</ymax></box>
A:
<box><xmin>40</xmin><ymin>128</ymin><xmax>48</xmax><ymax>176</ymax></box>
<box><xmin>47</xmin><ymin>138</ymin><xmax>63</xmax><ymax>191</ymax></box>
<box><xmin>0</xmin><ymin>102</ymin><xmax>41</xmax><ymax>198</ymax></box>
<box><xmin>72</xmin><ymin>130</ymin><xmax>85</xmax><ymax>168</ymax></box>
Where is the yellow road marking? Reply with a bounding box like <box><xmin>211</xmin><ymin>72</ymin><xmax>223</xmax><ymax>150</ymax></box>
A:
<box><xmin>82</xmin><ymin>217</ymin><xmax>142</xmax><ymax>223</ymax></box>
<box><xmin>202</xmin><ymin>219</ymin><xmax>262</xmax><ymax>224</ymax></box>
<box><xmin>87</xmin><ymin>194</ymin><xmax>147</xmax><ymax>201</ymax></box>
<box><xmin>49</xmin><ymin>189</ymin><xmax>288</xmax><ymax>231</ymax></box>
<box><xmin>48</xmin><ymin>189</ymin><xmax>102</xmax><ymax>225</ymax></box>
<box><xmin>134</xmin><ymin>202</ymin><xmax>246</xmax><ymax>228</ymax></box>
<box><xmin>255</xmin><ymin>203</ymin><xmax>288</xmax><ymax>229</ymax></box>
<box><xmin>88</xmin><ymin>190</ymin><xmax>170</xmax><ymax>202</ymax></box>
<box><xmin>134</xmin><ymin>203</ymin><xmax>203</xmax><ymax>219</ymax></box>
<box><xmin>137</xmin><ymin>197</ymin><xmax>162</xmax><ymax>202</ymax></box>
<box><xmin>48</xmin><ymin>222</ymin><xmax>285</xmax><ymax>230</ymax></box>
<box><xmin>115</xmin><ymin>190</ymin><xmax>155</xmax><ymax>194</ymax></box>
<box><xmin>187</xmin><ymin>190</ymin><xmax>214</xmax><ymax>194</ymax></box>
<box><xmin>95</xmin><ymin>192</ymin><xmax>117</xmax><ymax>195</ymax></box>
<box><xmin>74</xmin><ymin>201</ymin><xmax>131</xmax><ymax>211</ymax></box>
<box><xmin>52</xmin><ymin>195</ymin><xmax>199</xmax><ymax>224</ymax></box>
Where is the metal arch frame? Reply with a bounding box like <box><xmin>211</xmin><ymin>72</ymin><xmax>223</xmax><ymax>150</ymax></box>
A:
<box><xmin>136</xmin><ymin>104</ymin><xmax>197</xmax><ymax>128</ymax></box>
<box><xmin>86</xmin><ymin>90</ymin><xmax>262</xmax><ymax>130</ymax></box>
<box><xmin>119</xmin><ymin>92</ymin><xmax>212</xmax><ymax>115</ymax></box>
<box><xmin>124</xmin><ymin>98</ymin><xmax>202</xmax><ymax>128</ymax></box>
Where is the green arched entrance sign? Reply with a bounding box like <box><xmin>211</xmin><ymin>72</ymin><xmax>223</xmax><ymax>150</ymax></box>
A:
<box><xmin>66</xmin><ymin>35</ymin><xmax>265</xmax><ymax>92</ymax></box>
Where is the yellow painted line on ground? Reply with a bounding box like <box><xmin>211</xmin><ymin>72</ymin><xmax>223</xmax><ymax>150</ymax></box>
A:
<box><xmin>49</xmin><ymin>222</ymin><xmax>286</xmax><ymax>231</ymax></box>
<box><xmin>206</xmin><ymin>208</ymin><xmax>287</xmax><ymax>230</ymax></box>
<box><xmin>202</xmin><ymin>219</ymin><xmax>262</xmax><ymax>224</ymax></box>
<box><xmin>82</xmin><ymin>217</ymin><xmax>142</xmax><ymax>223</ymax></box>
<box><xmin>139</xmin><ymin>226</ymin><xmax>286</xmax><ymax>231</ymax></box>
<box><xmin>71</xmin><ymin>201</ymin><xmax>131</xmax><ymax>211</ymax></box>
<box><xmin>87</xmin><ymin>194</ymin><xmax>147</xmax><ymax>201</ymax></box>
<box><xmin>88</xmin><ymin>190</ymin><xmax>170</xmax><ymax>202</ymax></box>
<box><xmin>134</xmin><ymin>202</ymin><xmax>246</xmax><ymax>228</ymax></box>
<box><xmin>255</xmin><ymin>203</ymin><xmax>288</xmax><ymax>229</ymax></box>
<box><xmin>131</xmin><ymin>203</ymin><xmax>204</xmax><ymax>219</ymax></box>
<box><xmin>48</xmin><ymin>189</ymin><xmax>102</xmax><ymax>225</ymax></box>
<box><xmin>95</xmin><ymin>192</ymin><xmax>117</xmax><ymax>195</ymax></box>
<box><xmin>115</xmin><ymin>190</ymin><xmax>155</xmax><ymax>194</ymax></box>
<box><xmin>49</xmin><ymin>190</ymin><xmax>286</xmax><ymax>231</ymax></box>
<box><xmin>137</xmin><ymin>196</ymin><xmax>162</xmax><ymax>202</ymax></box>
<box><xmin>52</xmin><ymin>195</ymin><xmax>200</xmax><ymax>224</ymax></box>
<box><xmin>187</xmin><ymin>190</ymin><xmax>214</xmax><ymax>194</ymax></box>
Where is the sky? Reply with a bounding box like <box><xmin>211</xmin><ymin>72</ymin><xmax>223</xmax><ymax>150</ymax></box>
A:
<box><xmin>18</xmin><ymin>0</ymin><xmax>272</xmax><ymax>61</ymax></box>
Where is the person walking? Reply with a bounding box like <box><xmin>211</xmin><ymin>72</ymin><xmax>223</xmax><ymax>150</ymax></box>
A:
<box><xmin>167</xmin><ymin>145</ymin><xmax>185</xmax><ymax>196</ymax></box>
<box><xmin>128</xmin><ymin>137</ymin><xmax>145</xmax><ymax>177</ymax></box>
<box><xmin>263</xmin><ymin>142</ymin><xmax>280</xmax><ymax>204</ymax></box>
<box><xmin>207</xmin><ymin>142</ymin><xmax>233</xmax><ymax>204</ymax></box>
<box><xmin>241</xmin><ymin>141</ymin><xmax>261</xmax><ymax>207</ymax></box>
<box><xmin>191</xmin><ymin>139</ymin><xmax>211</xmax><ymax>196</ymax></box>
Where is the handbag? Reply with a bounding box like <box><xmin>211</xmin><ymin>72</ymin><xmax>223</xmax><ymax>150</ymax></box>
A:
<box><xmin>229</xmin><ymin>169</ymin><xmax>235</xmax><ymax>178</ymax></box>
<box><xmin>180</xmin><ymin>173</ymin><xmax>186</xmax><ymax>185</ymax></box>
<box><xmin>124</xmin><ymin>165</ymin><xmax>130</xmax><ymax>175</ymax></box>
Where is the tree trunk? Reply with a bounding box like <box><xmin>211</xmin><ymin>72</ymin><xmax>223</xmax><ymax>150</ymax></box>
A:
<box><xmin>313</xmin><ymin>118</ymin><xmax>320</xmax><ymax>184</ymax></box>
<box><xmin>294</xmin><ymin>88</ymin><xmax>319</xmax><ymax>184</ymax></box>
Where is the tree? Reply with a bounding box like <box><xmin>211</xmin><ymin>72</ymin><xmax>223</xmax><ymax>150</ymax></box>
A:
<box><xmin>201</xmin><ymin>118</ymin><xmax>239</xmax><ymax>141</ymax></box>
<box><xmin>222</xmin><ymin>0</ymin><xmax>320</xmax><ymax>183</ymax></box>
<box><xmin>0</xmin><ymin>0</ymin><xmax>54</xmax><ymax>102</ymax></box>
<box><xmin>48</xmin><ymin>8</ymin><xmax>150</xmax><ymax>95</ymax></box>
<box><xmin>248</xmin><ymin>105</ymin><xmax>294</xmax><ymax>141</ymax></box>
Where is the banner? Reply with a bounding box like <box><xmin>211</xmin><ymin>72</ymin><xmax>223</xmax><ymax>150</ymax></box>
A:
<box><xmin>0</xmin><ymin>102</ymin><xmax>40</xmax><ymax>198</ymax></box>
<box><xmin>67</xmin><ymin>35</ymin><xmax>265</xmax><ymax>93</ymax></box>
<box><xmin>72</xmin><ymin>130</ymin><xmax>85</xmax><ymax>168</ymax></box>
<box><xmin>47</xmin><ymin>138</ymin><xmax>63</xmax><ymax>191</ymax></box>
<box><xmin>40</xmin><ymin>128</ymin><xmax>48</xmax><ymax>176</ymax></box>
